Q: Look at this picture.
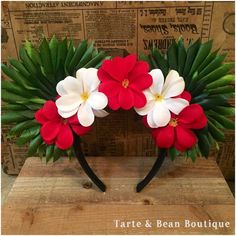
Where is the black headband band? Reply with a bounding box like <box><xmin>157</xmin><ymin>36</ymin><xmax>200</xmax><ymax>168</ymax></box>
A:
<box><xmin>73</xmin><ymin>131</ymin><xmax>166</xmax><ymax>192</ymax></box>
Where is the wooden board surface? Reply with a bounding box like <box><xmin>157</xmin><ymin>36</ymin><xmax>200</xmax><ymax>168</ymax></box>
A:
<box><xmin>2</xmin><ymin>156</ymin><xmax>235</xmax><ymax>235</ymax></box>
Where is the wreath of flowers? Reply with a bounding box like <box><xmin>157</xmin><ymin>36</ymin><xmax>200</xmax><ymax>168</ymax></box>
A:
<box><xmin>2</xmin><ymin>36</ymin><xmax>234</xmax><ymax>191</ymax></box>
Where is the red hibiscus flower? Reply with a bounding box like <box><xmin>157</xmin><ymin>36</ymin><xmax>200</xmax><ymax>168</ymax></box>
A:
<box><xmin>35</xmin><ymin>101</ymin><xmax>92</xmax><ymax>150</ymax></box>
<box><xmin>98</xmin><ymin>54</ymin><xmax>152</xmax><ymax>110</ymax></box>
<box><xmin>151</xmin><ymin>104</ymin><xmax>207</xmax><ymax>152</ymax></box>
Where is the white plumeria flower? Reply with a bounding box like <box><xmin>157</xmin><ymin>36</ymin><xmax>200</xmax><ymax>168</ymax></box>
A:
<box><xmin>56</xmin><ymin>68</ymin><xmax>108</xmax><ymax>127</ymax></box>
<box><xmin>135</xmin><ymin>69</ymin><xmax>189</xmax><ymax>128</ymax></box>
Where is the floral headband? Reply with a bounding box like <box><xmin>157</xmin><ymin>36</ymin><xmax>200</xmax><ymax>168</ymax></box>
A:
<box><xmin>2</xmin><ymin>37</ymin><xmax>234</xmax><ymax>192</ymax></box>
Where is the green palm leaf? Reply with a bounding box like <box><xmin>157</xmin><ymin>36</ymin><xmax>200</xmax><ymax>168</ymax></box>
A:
<box><xmin>144</xmin><ymin>38</ymin><xmax>235</xmax><ymax>160</ymax></box>
<box><xmin>2</xmin><ymin>36</ymin><xmax>108</xmax><ymax>162</ymax></box>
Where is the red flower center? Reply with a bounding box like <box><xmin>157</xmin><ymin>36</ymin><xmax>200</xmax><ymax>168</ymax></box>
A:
<box><xmin>169</xmin><ymin>118</ymin><xmax>178</xmax><ymax>127</ymax></box>
<box><xmin>122</xmin><ymin>79</ymin><xmax>129</xmax><ymax>88</ymax></box>
<box><xmin>61</xmin><ymin>117</ymin><xmax>68</xmax><ymax>125</ymax></box>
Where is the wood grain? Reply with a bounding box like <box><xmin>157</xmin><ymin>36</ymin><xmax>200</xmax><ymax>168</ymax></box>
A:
<box><xmin>2</xmin><ymin>156</ymin><xmax>235</xmax><ymax>235</ymax></box>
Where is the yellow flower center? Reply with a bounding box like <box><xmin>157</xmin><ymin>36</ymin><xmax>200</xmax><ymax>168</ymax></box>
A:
<box><xmin>122</xmin><ymin>79</ymin><xmax>129</xmax><ymax>88</ymax></box>
<box><xmin>81</xmin><ymin>92</ymin><xmax>89</xmax><ymax>101</ymax></box>
<box><xmin>169</xmin><ymin>118</ymin><xmax>178</xmax><ymax>127</ymax></box>
<box><xmin>154</xmin><ymin>94</ymin><xmax>163</xmax><ymax>101</ymax></box>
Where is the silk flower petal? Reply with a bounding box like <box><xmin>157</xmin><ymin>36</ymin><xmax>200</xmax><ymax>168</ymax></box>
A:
<box><xmin>164</xmin><ymin>98</ymin><xmax>189</xmax><ymax>115</ymax></box>
<box><xmin>152</xmin><ymin>102</ymin><xmax>171</xmax><ymax>127</ymax></box>
<box><xmin>88</xmin><ymin>91</ymin><xmax>108</xmax><ymax>110</ymax></box>
<box><xmin>56</xmin><ymin>94</ymin><xmax>83</xmax><ymax>113</ymax></box>
<box><xmin>149</xmin><ymin>69</ymin><xmax>164</xmax><ymax>94</ymax></box>
<box><xmin>162</xmin><ymin>70</ymin><xmax>185</xmax><ymax>98</ymax></box>
<box><xmin>77</xmin><ymin>102</ymin><xmax>95</xmax><ymax>127</ymax></box>
<box><xmin>135</xmin><ymin>100</ymin><xmax>155</xmax><ymax>116</ymax></box>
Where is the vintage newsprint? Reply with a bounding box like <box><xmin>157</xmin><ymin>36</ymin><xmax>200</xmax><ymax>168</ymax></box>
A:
<box><xmin>1</xmin><ymin>1</ymin><xmax>235</xmax><ymax>176</ymax></box>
